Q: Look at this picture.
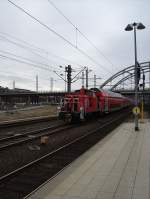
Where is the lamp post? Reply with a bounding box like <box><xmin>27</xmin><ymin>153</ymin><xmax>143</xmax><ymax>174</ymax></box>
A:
<box><xmin>125</xmin><ymin>22</ymin><xmax>145</xmax><ymax>131</ymax></box>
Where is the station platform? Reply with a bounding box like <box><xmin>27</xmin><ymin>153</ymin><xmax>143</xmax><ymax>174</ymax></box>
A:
<box><xmin>27</xmin><ymin>119</ymin><xmax>150</xmax><ymax>199</ymax></box>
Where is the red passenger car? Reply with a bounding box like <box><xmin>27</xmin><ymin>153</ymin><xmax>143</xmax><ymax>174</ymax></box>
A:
<box><xmin>58</xmin><ymin>87</ymin><xmax>130</xmax><ymax>122</ymax></box>
<box><xmin>95</xmin><ymin>89</ymin><xmax>130</xmax><ymax>113</ymax></box>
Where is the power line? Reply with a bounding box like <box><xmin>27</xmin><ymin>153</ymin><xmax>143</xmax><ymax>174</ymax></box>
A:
<box><xmin>0</xmin><ymin>49</ymin><xmax>55</xmax><ymax>70</ymax></box>
<box><xmin>8</xmin><ymin>0</ymin><xmax>112</xmax><ymax>74</ymax></box>
<box><xmin>0</xmin><ymin>31</ymin><xmax>45</xmax><ymax>54</ymax></box>
<box><xmin>0</xmin><ymin>35</ymin><xmax>51</xmax><ymax>63</ymax></box>
<box><xmin>0</xmin><ymin>32</ymin><xmax>83</xmax><ymax>69</ymax></box>
<box><xmin>0</xmin><ymin>61</ymin><xmax>62</xmax><ymax>84</ymax></box>
<box><xmin>0</xmin><ymin>35</ymin><xmax>61</xmax><ymax>67</ymax></box>
<box><xmin>0</xmin><ymin>52</ymin><xmax>67</xmax><ymax>75</ymax></box>
<box><xmin>0</xmin><ymin>35</ymin><xmax>82</xmax><ymax>71</ymax></box>
<box><xmin>0</xmin><ymin>54</ymin><xmax>52</xmax><ymax>72</ymax></box>
<box><xmin>48</xmin><ymin>0</ymin><xmax>77</xmax><ymax>30</ymax></box>
<box><xmin>0</xmin><ymin>50</ymin><xmax>81</xmax><ymax>78</ymax></box>
<box><xmin>47</xmin><ymin>0</ymin><xmax>115</xmax><ymax>68</ymax></box>
<box><xmin>0</xmin><ymin>58</ymin><xmax>52</xmax><ymax>79</ymax></box>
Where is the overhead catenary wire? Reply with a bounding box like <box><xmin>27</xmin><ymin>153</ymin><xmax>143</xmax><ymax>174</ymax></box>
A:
<box><xmin>0</xmin><ymin>49</ymin><xmax>56</xmax><ymax>70</ymax></box>
<box><xmin>0</xmin><ymin>54</ymin><xmax>52</xmax><ymax>72</ymax></box>
<box><xmin>0</xmin><ymin>52</ymin><xmax>81</xmax><ymax>78</ymax></box>
<box><xmin>0</xmin><ymin>32</ymin><xmax>84</xmax><ymax>69</ymax></box>
<box><xmin>0</xmin><ymin>35</ymin><xmax>62</xmax><ymax>68</ymax></box>
<box><xmin>0</xmin><ymin>59</ymin><xmax>62</xmax><ymax>86</ymax></box>
<box><xmin>7</xmin><ymin>0</ymin><xmax>112</xmax><ymax>75</ymax></box>
<box><xmin>0</xmin><ymin>50</ymin><xmax>84</xmax><ymax>77</ymax></box>
<box><xmin>0</xmin><ymin>31</ymin><xmax>45</xmax><ymax>54</ymax></box>
<box><xmin>47</xmin><ymin>0</ymin><xmax>115</xmax><ymax>69</ymax></box>
<box><xmin>0</xmin><ymin>35</ymin><xmax>51</xmax><ymax>63</ymax></box>
<box><xmin>0</xmin><ymin>35</ymin><xmax>83</xmax><ymax>71</ymax></box>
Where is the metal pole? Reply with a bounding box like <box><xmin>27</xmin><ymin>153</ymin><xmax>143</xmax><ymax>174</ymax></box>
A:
<box><xmin>131</xmin><ymin>74</ymin><xmax>132</xmax><ymax>90</ymax></box>
<box><xmin>65</xmin><ymin>67</ymin><xmax>67</xmax><ymax>92</ymax></box>
<box><xmin>13</xmin><ymin>80</ymin><xmax>15</xmax><ymax>89</ymax></box>
<box><xmin>133</xmin><ymin>25</ymin><xmax>139</xmax><ymax>131</ymax></box>
<box><xmin>86</xmin><ymin>68</ymin><xmax>88</xmax><ymax>89</ymax></box>
<box><xmin>94</xmin><ymin>75</ymin><xmax>96</xmax><ymax>88</ymax></box>
<box><xmin>82</xmin><ymin>71</ymin><xmax>84</xmax><ymax>87</ymax></box>
<box><xmin>36</xmin><ymin>75</ymin><xmax>38</xmax><ymax>92</ymax></box>
<box><xmin>123</xmin><ymin>73</ymin><xmax>125</xmax><ymax>90</ymax></box>
<box><xmin>141</xmin><ymin>70</ymin><xmax>145</xmax><ymax>122</ymax></box>
<box><xmin>50</xmin><ymin>77</ymin><xmax>53</xmax><ymax>92</ymax></box>
<box><xmin>67</xmin><ymin>65</ymin><xmax>72</xmax><ymax>93</ymax></box>
<box><xmin>149</xmin><ymin>63</ymin><xmax>150</xmax><ymax>89</ymax></box>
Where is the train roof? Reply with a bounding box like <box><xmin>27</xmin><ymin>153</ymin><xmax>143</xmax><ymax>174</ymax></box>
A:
<box><xmin>103</xmin><ymin>90</ymin><xmax>124</xmax><ymax>98</ymax></box>
<box><xmin>66</xmin><ymin>88</ymin><xmax>125</xmax><ymax>99</ymax></box>
<box><xmin>90</xmin><ymin>88</ymin><xmax>124</xmax><ymax>98</ymax></box>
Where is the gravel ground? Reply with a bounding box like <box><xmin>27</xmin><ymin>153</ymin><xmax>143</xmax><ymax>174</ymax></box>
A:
<box><xmin>0</xmin><ymin>105</ymin><xmax>57</xmax><ymax>122</ymax></box>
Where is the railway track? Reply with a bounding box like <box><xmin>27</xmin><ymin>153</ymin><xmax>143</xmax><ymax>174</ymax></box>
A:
<box><xmin>0</xmin><ymin>116</ymin><xmax>59</xmax><ymax>140</ymax></box>
<box><xmin>0</xmin><ymin>123</ymin><xmax>73</xmax><ymax>150</ymax></box>
<box><xmin>0</xmin><ymin>118</ymin><xmax>64</xmax><ymax>142</ymax></box>
<box><xmin>0</xmin><ymin>110</ymin><xmax>130</xmax><ymax>199</ymax></box>
<box><xmin>0</xmin><ymin>115</ymin><xmax>57</xmax><ymax>129</ymax></box>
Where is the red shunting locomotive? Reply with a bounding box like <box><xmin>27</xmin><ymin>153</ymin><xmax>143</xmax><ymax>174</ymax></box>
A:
<box><xmin>58</xmin><ymin>87</ymin><xmax>130</xmax><ymax>122</ymax></box>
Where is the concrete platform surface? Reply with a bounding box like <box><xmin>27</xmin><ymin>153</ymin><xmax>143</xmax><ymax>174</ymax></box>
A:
<box><xmin>27</xmin><ymin>119</ymin><xmax>150</xmax><ymax>199</ymax></box>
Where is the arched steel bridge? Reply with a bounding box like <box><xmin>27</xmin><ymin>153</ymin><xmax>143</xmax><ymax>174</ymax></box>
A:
<box><xmin>100</xmin><ymin>61</ymin><xmax>150</xmax><ymax>91</ymax></box>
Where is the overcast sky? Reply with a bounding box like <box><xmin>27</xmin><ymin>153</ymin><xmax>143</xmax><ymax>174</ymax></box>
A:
<box><xmin>0</xmin><ymin>0</ymin><xmax>149</xmax><ymax>91</ymax></box>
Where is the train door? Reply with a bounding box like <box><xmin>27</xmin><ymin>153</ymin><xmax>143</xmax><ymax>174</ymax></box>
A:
<box><xmin>84</xmin><ymin>97</ymin><xmax>88</xmax><ymax>115</ymax></box>
<box><xmin>104</xmin><ymin>96</ymin><xmax>108</xmax><ymax>112</ymax></box>
<box><xmin>65</xmin><ymin>98</ymin><xmax>70</xmax><ymax>112</ymax></box>
<box><xmin>97</xmin><ymin>96</ymin><xmax>100</xmax><ymax>111</ymax></box>
<box><xmin>73</xmin><ymin>98</ymin><xmax>78</xmax><ymax>112</ymax></box>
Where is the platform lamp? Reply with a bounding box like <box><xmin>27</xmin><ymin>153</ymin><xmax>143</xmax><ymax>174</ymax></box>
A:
<box><xmin>125</xmin><ymin>22</ymin><xmax>145</xmax><ymax>131</ymax></box>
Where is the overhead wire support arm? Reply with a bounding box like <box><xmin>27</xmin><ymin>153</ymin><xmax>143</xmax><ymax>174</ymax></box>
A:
<box><xmin>53</xmin><ymin>70</ymin><xmax>66</xmax><ymax>82</ymax></box>
<box><xmin>71</xmin><ymin>66</ymin><xmax>86</xmax><ymax>81</ymax></box>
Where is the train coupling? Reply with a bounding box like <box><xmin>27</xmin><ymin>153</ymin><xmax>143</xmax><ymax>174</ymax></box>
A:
<box><xmin>64</xmin><ymin>113</ymin><xmax>72</xmax><ymax>123</ymax></box>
